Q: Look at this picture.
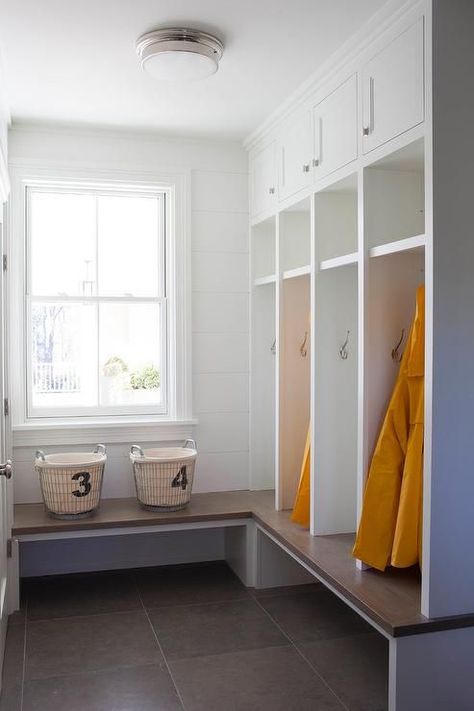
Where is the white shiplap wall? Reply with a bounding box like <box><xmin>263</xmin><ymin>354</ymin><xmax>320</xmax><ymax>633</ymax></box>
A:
<box><xmin>8</xmin><ymin>125</ymin><xmax>249</xmax><ymax>503</ymax></box>
<box><xmin>191</xmin><ymin>168</ymin><xmax>249</xmax><ymax>493</ymax></box>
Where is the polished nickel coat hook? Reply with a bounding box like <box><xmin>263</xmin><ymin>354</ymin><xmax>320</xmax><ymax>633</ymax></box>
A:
<box><xmin>339</xmin><ymin>331</ymin><xmax>350</xmax><ymax>360</ymax></box>
<box><xmin>300</xmin><ymin>331</ymin><xmax>308</xmax><ymax>358</ymax></box>
<box><xmin>391</xmin><ymin>329</ymin><xmax>405</xmax><ymax>363</ymax></box>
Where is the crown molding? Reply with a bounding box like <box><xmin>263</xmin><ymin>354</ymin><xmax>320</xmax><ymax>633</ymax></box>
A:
<box><xmin>9</xmin><ymin>119</ymin><xmax>243</xmax><ymax>149</ymax></box>
<box><xmin>243</xmin><ymin>0</ymin><xmax>424</xmax><ymax>152</ymax></box>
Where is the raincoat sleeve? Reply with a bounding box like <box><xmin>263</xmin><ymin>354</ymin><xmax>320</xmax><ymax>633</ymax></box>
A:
<box><xmin>352</xmin><ymin>373</ymin><xmax>410</xmax><ymax>570</ymax></box>
<box><xmin>353</xmin><ymin>285</ymin><xmax>425</xmax><ymax>571</ymax></box>
<box><xmin>291</xmin><ymin>425</ymin><xmax>311</xmax><ymax>528</ymax></box>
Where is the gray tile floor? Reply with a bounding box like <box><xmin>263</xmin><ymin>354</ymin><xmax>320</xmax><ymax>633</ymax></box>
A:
<box><xmin>0</xmin><ymin>561</ymin><xmax>389</xmax><ymax>711</ymax></box>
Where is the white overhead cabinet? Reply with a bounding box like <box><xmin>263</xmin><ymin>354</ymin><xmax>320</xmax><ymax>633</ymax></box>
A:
<box><xmin>250</xmin><ymin>141</ymin><xmax>277</xmax><ymax>219</ymax></box>
<box><xmin>250</xmin><ymin>73</ymin><xmax>359</xmax><ymax>219</ymax></box>
<box><xmin>362</xmin><ymin>18</ymin><xmax>424</xmax><ymax>153</ymax></box>
<box><xmin>312</xmin><ymin>74</ymin><xmax>358</xmax><ymax>180</ymax></box>
<box><xmin>278</xmin><ymin>110</ymin><xmax>312</xmax><ymax>201</ymax></box>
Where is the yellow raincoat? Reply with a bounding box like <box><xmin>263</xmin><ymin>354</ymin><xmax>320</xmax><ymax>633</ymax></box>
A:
<box><xmin>291</xmin><ymin>426</ymin><xmax>310</xmax><ymax>528</ymax></box>
<box><xmin>353</xmin><ymin>285</ymin><xmax>424</xmax><ymax>570</ymax></box>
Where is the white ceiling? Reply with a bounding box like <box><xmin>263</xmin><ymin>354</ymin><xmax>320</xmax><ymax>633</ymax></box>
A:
<box><xmin>0</xmin><ymin>0</ymin><xmax>394</xmax><ymax>140</ymax></box>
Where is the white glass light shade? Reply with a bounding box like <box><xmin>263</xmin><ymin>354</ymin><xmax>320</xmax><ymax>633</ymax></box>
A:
<box><xmin>142</xmin><ymin>50</ymin><xmax>218</xmax><ymax>81</ymax></box>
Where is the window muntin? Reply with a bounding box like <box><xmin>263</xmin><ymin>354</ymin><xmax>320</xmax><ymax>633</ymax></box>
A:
<box><xmin>26</xmin><ymin>186</ymin><xmax>168</xmax><ymax>418</ymax></box>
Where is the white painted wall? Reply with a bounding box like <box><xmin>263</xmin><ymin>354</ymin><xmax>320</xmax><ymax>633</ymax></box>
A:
<box><xmin>423</xmin><ymin>0</ymin><xmax>474</xmax><ymax>618</ymax></box>
<box><xmin>0</xmin><ymin>83</ymin><xmax>8</xmax><ymax>160</ymax></box>
<box><xmin>0</xmin><ymin>82</ymin><xmax>10</xmax><ymax>203</ymax></box>
<box><xmin>8</xmin><ymin>124</ymin><xmax>249</xmax><ymax>503</ymax></box>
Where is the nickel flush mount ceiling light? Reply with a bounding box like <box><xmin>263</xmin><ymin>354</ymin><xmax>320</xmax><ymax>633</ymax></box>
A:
<box><xmin>136</xmin><ymin>27</ymin><xmax>224</xmax><ymax>81</ymax></box>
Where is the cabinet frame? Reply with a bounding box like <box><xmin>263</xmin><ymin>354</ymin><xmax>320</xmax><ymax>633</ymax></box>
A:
<box><xmin>248</xmin><ymin>0</ymin><xmax>474</xmax><ymax>707</ymax></box>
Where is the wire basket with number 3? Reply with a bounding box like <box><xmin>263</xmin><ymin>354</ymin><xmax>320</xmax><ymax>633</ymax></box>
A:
<box><xmin>130</xmin><ymin>440</ymin><xmax>197</xmax><ymax>512</ymax></box>
<box><xmin>35</xmin><ymin>445</ymin><xmax>106</xmax><ymax>519</ymax></box>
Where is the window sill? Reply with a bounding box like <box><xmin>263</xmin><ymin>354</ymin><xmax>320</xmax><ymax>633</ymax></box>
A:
<box><xmin>12</xmin><ymin>418</ymin><xmax>198</xmax><ymax>448</ymax></box>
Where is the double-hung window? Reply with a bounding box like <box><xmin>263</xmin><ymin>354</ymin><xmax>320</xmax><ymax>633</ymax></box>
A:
<box><xmin>26</xmin><ymin>184</ymin><xmax>169</xmax><ymax>418</ymax></box>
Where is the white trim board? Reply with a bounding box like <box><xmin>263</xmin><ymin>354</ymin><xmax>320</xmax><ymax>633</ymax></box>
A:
<box><xmin>15</xmin><ymin>517</ymin><xmax>251</xmax><ymax>543</ymax></box>
<box><xmin>369</xmin><ymin>234</ymin><xmax>426</xmax><ymax>258</ymax></box>
<box><xmin>319</xmin><ymin>253</ymin><xmax>359</xmax><ymax>271</ymax></box>
<box><xmin>12</xmin><ymin>419</ymin><xmax>197</xmax><ymax>447</ymax></box>
<box><xmin>7</xmin><ymin>163</ymin><xmax>193</xmax><ymax>434</ymax></box>
<box><xmin>282</xmin><ymin>265</ymin><xmax>311</xmax><ymax>280</ymax></box>
<box><xmin>0</xmin><ymin>142</ymin><xmax>9</xmax><ymax>203</ymax></box>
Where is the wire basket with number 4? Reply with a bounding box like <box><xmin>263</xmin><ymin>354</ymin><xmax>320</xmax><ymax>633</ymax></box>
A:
<box><xmin>35</xmin><ymin>445</ymin><xmax>106</xmax><ymax>519</ymax></box>
<box><xmin>130</xmin><ymin>440</ymin><xmax>197</xmax><ymax>512</ymax></box>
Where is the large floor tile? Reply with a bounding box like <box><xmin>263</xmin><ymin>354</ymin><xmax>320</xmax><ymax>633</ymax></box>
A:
<box><xmin>23</xmin><ymin>664</ymin><xmax>184</xmax><ymax>711</ymax></box>
<box><xmin>135</xmin><ymin>561</ymin><xmax>249</xmax><ymax>608</ymax></box>
<box><xmin>0</xmin><ymin>683</ymin><xmax>21</xmax><ymax>711</ymax></box>
<box><xmin>25</xmin><ymin>610</ymin><xmax>163</xmax><ymax>680</ymax></box>
<box><xmin>258</xmin><ymin>587</ymin><xmax>372</xmax><ymax>643</ymax></box>
<box><xmin>0</xmin><ymin>622</ymin><xmax>25</xmax><ymax>711</ymax></box>
<box><xmin>149</xmin><ymin>598</ymin><xmax>287</xmax><ymax>660</ymax></box>
<box><xmin>25</xmin><ymin>570</ymin><xmax>141</xmax><ymax>620</ymax></box>
<box><xmin>8</xmin><ymin>606</ymin><xmax>26</xmax><ymax>627</ymax></box>
<box><xmin>170</xmin><ymin>645</ymin><xmax>345</xmax><ymax>711</ymax></box>
<box><xmin>299</xmin><ymin>632</ymin><xmax>389</xmax><ymax>711</ymax></box>
<box><xmin>1</xmin><ymin>623</ymin><xmax>25</xmax><ymax>692</ymax></box>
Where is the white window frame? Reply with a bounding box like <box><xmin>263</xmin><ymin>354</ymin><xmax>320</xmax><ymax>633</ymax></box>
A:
<box><xmin>8</xmin><ymin>164</ymin><xmax>194</xmax><ymax>446</ymax></box>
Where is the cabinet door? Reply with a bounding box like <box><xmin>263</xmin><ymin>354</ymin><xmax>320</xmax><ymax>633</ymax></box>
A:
<box><xmin>362</xmin><ymin>18</ymin><xmax>424</xmax><ymax>154</ymax></box>
<box><xmin>312</xmin><ymin>74</ymin><xmax>358</xmax><ymax>180</ymax></box>
<box><xmin>250</xmin><ymin>142</ymin><xmax>277</xmax><ymax>218</ymax></box>
<box><xmin>278</xmin><ymin>110</ymin><xmax>312</xmax><ymax>201</ymax></box>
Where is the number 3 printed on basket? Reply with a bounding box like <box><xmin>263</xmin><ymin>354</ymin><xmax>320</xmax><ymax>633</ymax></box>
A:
<box><xmin>72</xmin><ymin>471</ymin><xmax>92</xmax><ymax>497</ymax></box>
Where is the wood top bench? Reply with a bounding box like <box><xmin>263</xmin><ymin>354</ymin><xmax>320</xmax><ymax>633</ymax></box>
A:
<box><xmin>13</xmin><ymin>489</ymin><xmax>474</xmax><ymax>638</ymax></box>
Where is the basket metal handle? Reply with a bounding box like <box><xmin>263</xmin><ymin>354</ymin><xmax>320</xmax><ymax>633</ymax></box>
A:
<box><xmin>35</xmin><ymin>449</ymin><xmax>46</xmax><ymax>461</ymax></box>
<box><xmin>183</xmin><ymin>439</ymin><xmax>196</xmax><ymax>450</ymax></box>
<box><xmin>130</xmin><ymin>444</ymin><xmax>145</xmax><ymax>457</ymax></box>
<box><xmin>94</xmin><ymin>444</ymin><xmax>107</xmax><ymax>455</ymax></box>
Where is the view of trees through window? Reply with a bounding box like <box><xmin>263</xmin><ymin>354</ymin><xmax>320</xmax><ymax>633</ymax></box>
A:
<box><xmin>27</xmin><ymin>187</ymin><xmax>166</xmax><ymax>416</ymax></box>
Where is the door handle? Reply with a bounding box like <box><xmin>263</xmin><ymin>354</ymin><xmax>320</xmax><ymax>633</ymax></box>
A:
<box><xmin>0</xmin><ymin>460</ymin><xmax>12</xmax><ymax>479</ymax></box>
<box><xmin>363</xmin><ymin>76</ymin><xmax>375</xmax><ymax>137</ymax></box>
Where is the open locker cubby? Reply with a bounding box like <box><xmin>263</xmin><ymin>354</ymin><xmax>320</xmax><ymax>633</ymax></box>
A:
<box><xmin>365</xmin><ymin>248</ymin><xmax>425</xmax><ymax>469</ymax></box>
<box><xmin>251</xmin><ymin>215</ymin><xmax>276</xmax><ymax>283</ymax></box>
<box><xmin>313</xmin><ymin>263</ymin><xmax>359</xmax><ymax>534</ymax></box>
<box><xmin>365</xmin><ymin>138</ymin><xmax>425</xmax><ymax>253</ymax></box>
<box><xmin>278</xmin><ymin>272</ymin><xmax>311</xmax><ymax>510</ymax></box>
<box><xmin>279</xmin><ymin>197</ymin><xmax>311</xmax><ymax>277</ymax></box>
<box><xmin>277</xmin><ymin>200</ymin><xmax>312</xmax><ymax>511</ymax></box>
<box><xmin>315</xmin><ymin>173</ymin><xmax>358</xmax><ymax>267</ymax></box>
<box><xmin>250</xmin><ymin>281</ymin><xmax>276</xmax><ymax>490</ymax></box>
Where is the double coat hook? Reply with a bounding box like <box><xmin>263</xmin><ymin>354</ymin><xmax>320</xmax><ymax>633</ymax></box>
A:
<box><xmin>391</xmin><ymin>329</ymin><xmax>405</xmax><ymax>363</ymax></box>
<box><xmin>339</xmin><ymin>331</ymin><xmax>350</xmax><ymax>360</ymax></box>
<box><xmin>300</xmin><ymin>331</ymin><xmax>308</xmax><ymax>358</ymax></box>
